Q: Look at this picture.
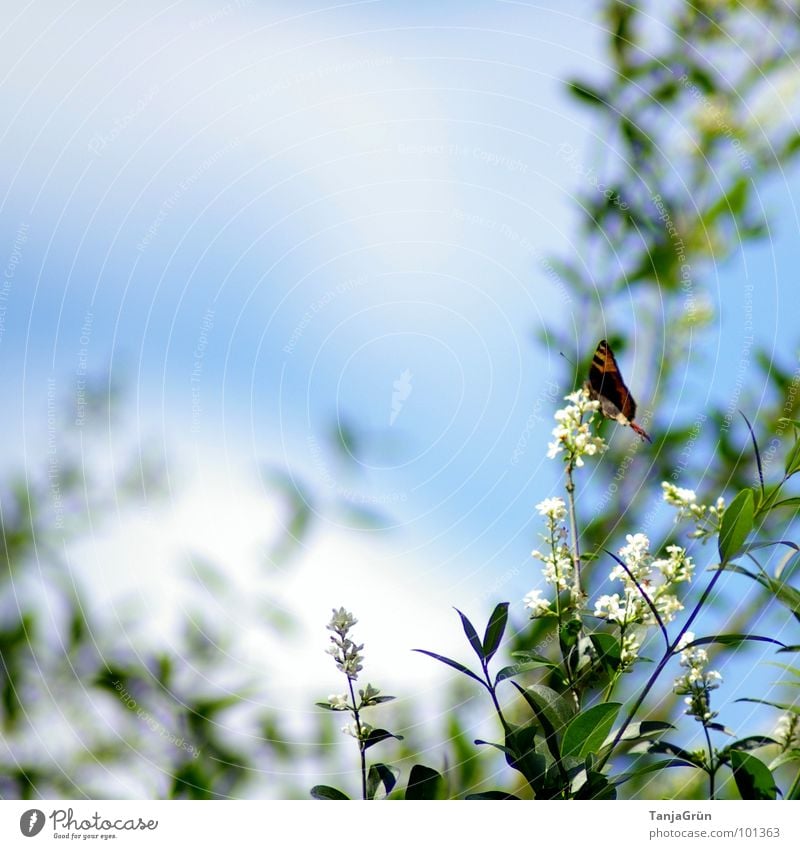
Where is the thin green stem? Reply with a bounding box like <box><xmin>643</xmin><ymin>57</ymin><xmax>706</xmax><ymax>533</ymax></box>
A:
<box><xmin>786</xmin><ymin>765</ymin><xmax>800</xmax><ymax>800</ymax></box>
<box><xmin>702</xmin><ymin>722</ymin><xmax>716</xmax><ymax>800</ymax></box>
<box><xmin>565</xmin><ymin>462</ymin><xmax>582</xmax><ymax>598</ymax></box>
<box><xmin>347</xmin><ymin>677</ymin><xmax>367</xmax><ymax>800</ymax></box>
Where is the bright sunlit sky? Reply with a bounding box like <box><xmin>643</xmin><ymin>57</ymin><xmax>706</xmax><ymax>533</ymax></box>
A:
<box><xmin>2</xmin><ymin>0</ymin><xmax>799</xmax><ymax>761</ymax></box>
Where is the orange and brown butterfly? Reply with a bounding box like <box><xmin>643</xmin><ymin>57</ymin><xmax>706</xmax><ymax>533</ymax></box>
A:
<box><xmin>584</xmin><ymin>340</ymin><xmax>652</xmax><ymax>443</ymax></box>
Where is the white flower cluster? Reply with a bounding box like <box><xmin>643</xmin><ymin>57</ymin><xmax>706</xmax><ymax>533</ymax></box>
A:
<box><xmin>327</xmin><ymin>693</ymin><xmax>350</xmax><ymax>710</ymax></box>
<box><xmin>594</xmin><ymin>534</ymin><xmax>694</xmax><ymax>628</ymax></box>
<box><xmin>774</xmin><ymin>712</ymin><xmax>800</xmax><ymax>752</ymax></box>
<box><xmin>341</xmin><ymin>720</ymin><xmax>373</xmax><ymax>740</ymax></box>
<box><xmin>525</xmin><ymin>497</ymin><xmax>574</xmax><ymax>618</ymax></box>
<box><xmin>327</xmin><ymin>607</ymin><xmax>364</xmax><ymax>680</ymax></box>
<box><xmin>662</xmin><ymin>482</ymin><xmax>725</xmax><ymax>539</ymax></box>
<box><xmin>547</xmin><ymin>389</ymin><xmax>608</xmax><ymax>467</ymax></box>
<box><xmin>673</xmin><ymin>631</ymin><xmax>723</xmax><ymax>723</ymax></box>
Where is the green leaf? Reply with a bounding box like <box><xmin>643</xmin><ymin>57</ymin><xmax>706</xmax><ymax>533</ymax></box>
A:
<box><xmin>730</xmin><ymin>750</ymin><xmax>778</xmax><ymax>800</ymax></box>
<box><xmin>413</xmin><ymin>650</ymin><xmax>484</xmax><ymax>687</ymax></box>
<box><xmin>679</xmin><ymin>634</ymin><xmax>786</xmax><ymax>650</ymax></box>
<box><xmin>465</xmin><ymin>791</ymin><xmax>520</xmax><ymax>800</ymax></box>
<box><xmin>718</xmin><ymin>488</ymin><xmax>755</xmax><ymax>562</ymax></box>
<box><xmin>510</xmin><ymin>650</ymin><xmax>560</xmax><ymax>666</ymax></box>
<box><xmin>455</xmin><ymin>608</ymin><xmax>485</xmax><ymax>663</ymax></box>
<box><xmin>404</xmin><ymin>765</ymin><xmax>444</xmax><ymax>800</ymax></box>
<box><xmin>314</xmin><ymin>702</ymin><xmax>348</xmax><ymax>712</ymax></box>
<box><xmin>502</xmin><ymin>723</ymin><xmax>549</xmax><ymax>792</ymax></box>
<box><xmin>735</xmin><ymin>697</ymin><xmax>800</xmax><ymax>715</ymax></box>
<box><xmin>363</xmin><ymin>728</ymin><xmax>403</xmax><ymax>751</ymax></box>
<box><xmin>785</xmin><ymin>436</ymin><xmax>800</xmax><ymax>478</ymax></box>
<box><xmin>310</xmin><ymin>785</ymin><xmax>350</xmax><ymax>800</ymax></box>
<box><xmin>367</xmin><ymin>763</ymin><xmax>399</xmax><ymax>800</ymax></box>
<box><xmin>590</xmin><ymin>632</ymin><xmax>622</xmax><ymax>673</ymax></box>
<box><xmin>614</xmin><ymin>759</ymin><xmax>695</xmax><ymax>785</ymax></box>
<box><xmin>495</xmin><ymin>661</ymin><xmax>555</xmax><ymax>685</ymax></box>
<box><xmin>573</xmin><ymin>769</ymin><xmax>617</xmax><ymax>800</ymax></box>
<box><xmin>511</xmin><ymin>683</ymin><xmax>568</xmax><ymax>774</ymax></box>
<box><xmin>566</xmin><ymin>80</ymin><xmax>608</xmax><ymax>107</ymax></box>
<box><xmin>561</xmin><ymin>703</ymin><xmax>622</xmax><ymax>760</ymax></box>
<box><xmin>639</xmin><ymin>740</ymin><xmax>703</xmax><ymax>767</ymax></box>
<box><xmin>614</xmin><ymin>721</ymin><xmax>675</xmax><ymax>744</ymax></box>
<box><xmin>482</xmin><ymin>602</ymin><xmax>509</xmax><ymax>664</ymax></box>
<box><xmin>720</xmin><ymin>736</ymin><xmax>778</xmax><ymax>759</ymax></box>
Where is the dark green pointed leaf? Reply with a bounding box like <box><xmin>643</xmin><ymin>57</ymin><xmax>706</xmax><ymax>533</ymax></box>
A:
<box><xmin>590</xmin><ymin>632</ymin><xmax>622</xmax><ymax>673</ymax></box>
<box><xmin>510</xmin><ymin>650</ymin><xmax>560</xmax><ymax>666</ymax></box>
<box><xmin>566</xmin><ymin>80</ymin><xmax>609</xmax><ymax>107</ymax></box>
<box><xmin>641</xmin><ymin>740</ymin><xmax>703</xmax><ymax>766</ymax></box>
<box><xmin>730</xmin><ymin>750</ymin><xmax>778</xmax><ymax>800</ymax></box>
<box><xmin>310</xmin><ymin>785</ymin><xmax>350</xmax><ymax>800</ymax></box>
<box><xmin>367</xmin><ymin>763</ymin><xmax>399</xmax><ymax>800</ymax></box>
<box><xmin>614</xmin><ymin>759</ymin><xmax>695</xmax><ymax>785</ymax></box>
<box><xmin>718</xmin><ymin>489</ymin><xmax>755</xmax><ymax>562</ymax></box>
<box><xmin>413</xmin><ymin>649</ymin><xmax>484</xmax><ymax>687</ymax></box>
<box><xmin>615</xmin><ymin>721</ymin><xmax>675</xmax><ymax>743</ymax></box>
<box><xmin>785</xmin><ymin>437</ymin><xmax>800</xmax><ymax>478</ymax></box>
<box><xmin>363</xmin><ymin>728</ymin><xmax>403</xmax><ymax>751</ymax></box>
<box><xmin>561</xmin><ymin>703</ymin><xmax>622</xmax><ymax>760</ymax></box>
<box><xmin>465</xmin><ymin>791</ymin><xmax>520</xmax><ymax>800</ymax></box>
<box><xmin>455</xmin><ymin>608</ymin><xmax>485</xmax><ymax>663</ymax></box>
<box><xmin>482</xmin><ymin>602</ymin><xmax>509</xmax><ymax>664</ymax></box>
<box><xmin>495</xmin><ymin>661</ymin><xmax>554</xmax><ymax>685</ymax></box>
<box><xmin>721</xmin><ymin>736</ymin><xmax>778</xmax><ymax>759</ymax></box>
<box><xmin>503</xmin><ymin>723</ymin><xmax>548</xmax><ymax>790</ymax></box>
<box><xmin>314</xmin><ymin>702</ymin><xmax>349</xmax><ymax>712</ymax></box>
<box><xmin>573</xmin><ymin>769</ymin><xmax>616</xmax><ymax>799</ymax></box>
<box><xmin>511</xmin><ymin>683</ymin><xmax>566</xmax><ymax>772</ymax></box>
<box><xmin>679</xmin><ymin>634</ymin><xmax>786</xmax><ymax>650</ymax></box>
<box><xmin>735</xmin><ymin>697</ymin><xmax>800</xmax><ymax>715</ymax></box>
<box><xmin>405</xmin><ymin>765</ymin><xmax>444</xmax><ymax>800</ymax></box>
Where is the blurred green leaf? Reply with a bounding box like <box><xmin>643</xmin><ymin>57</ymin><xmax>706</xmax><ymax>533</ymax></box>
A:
<box><xmin>730</xmin><ymin>750</ymin><xmax>778</xmax><ymax>800</ymax></box>
<box><xmin>718</xmin><ymin>488</ymin><xmax>755</xmax><ymax>562</ymax></box>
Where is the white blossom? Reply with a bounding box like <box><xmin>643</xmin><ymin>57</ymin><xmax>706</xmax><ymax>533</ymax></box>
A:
<box><xmin>674</xmin><ymin>631</ymin><xmax>723</xmax><ymax>723</ymax></box>
<box><xmin>523</xmin><ymin>589</ymin><xmax>553</xmax><ymax>618</ymax></box>
<box><xmin>547</xmin><ymin>389</ymin><xmax>607</xmax><ymax>466</ymax></box>
<box><xmin>535</xmin><ymin>497</ymin><xmax>567</xmax><ymax>522</ymax></box>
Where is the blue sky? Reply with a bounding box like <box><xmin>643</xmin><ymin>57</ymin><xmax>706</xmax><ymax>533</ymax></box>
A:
<box><xmin>2</xmin><ymin>1</ymin><xmax>799</xmax><ymax>788</ymax></box>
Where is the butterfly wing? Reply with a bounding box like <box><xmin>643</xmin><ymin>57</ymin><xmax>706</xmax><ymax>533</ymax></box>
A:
<box><xmin>586</xmin><ymin>340</ymin><xmax>638</xmax><ymax>422</ymax></box>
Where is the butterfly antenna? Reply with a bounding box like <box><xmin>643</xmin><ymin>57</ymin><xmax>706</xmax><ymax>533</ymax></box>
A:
<box><xmin>559</xmin><ymin>351</ymin><xmax>576</xmax><ymax>368</ymax></box>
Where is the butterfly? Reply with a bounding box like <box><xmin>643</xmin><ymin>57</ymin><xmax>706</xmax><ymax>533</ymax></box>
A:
<box><xmin>584</xmin><ymin>340</ymin><xmax>652</xmax><ymax>443</ymax></box>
